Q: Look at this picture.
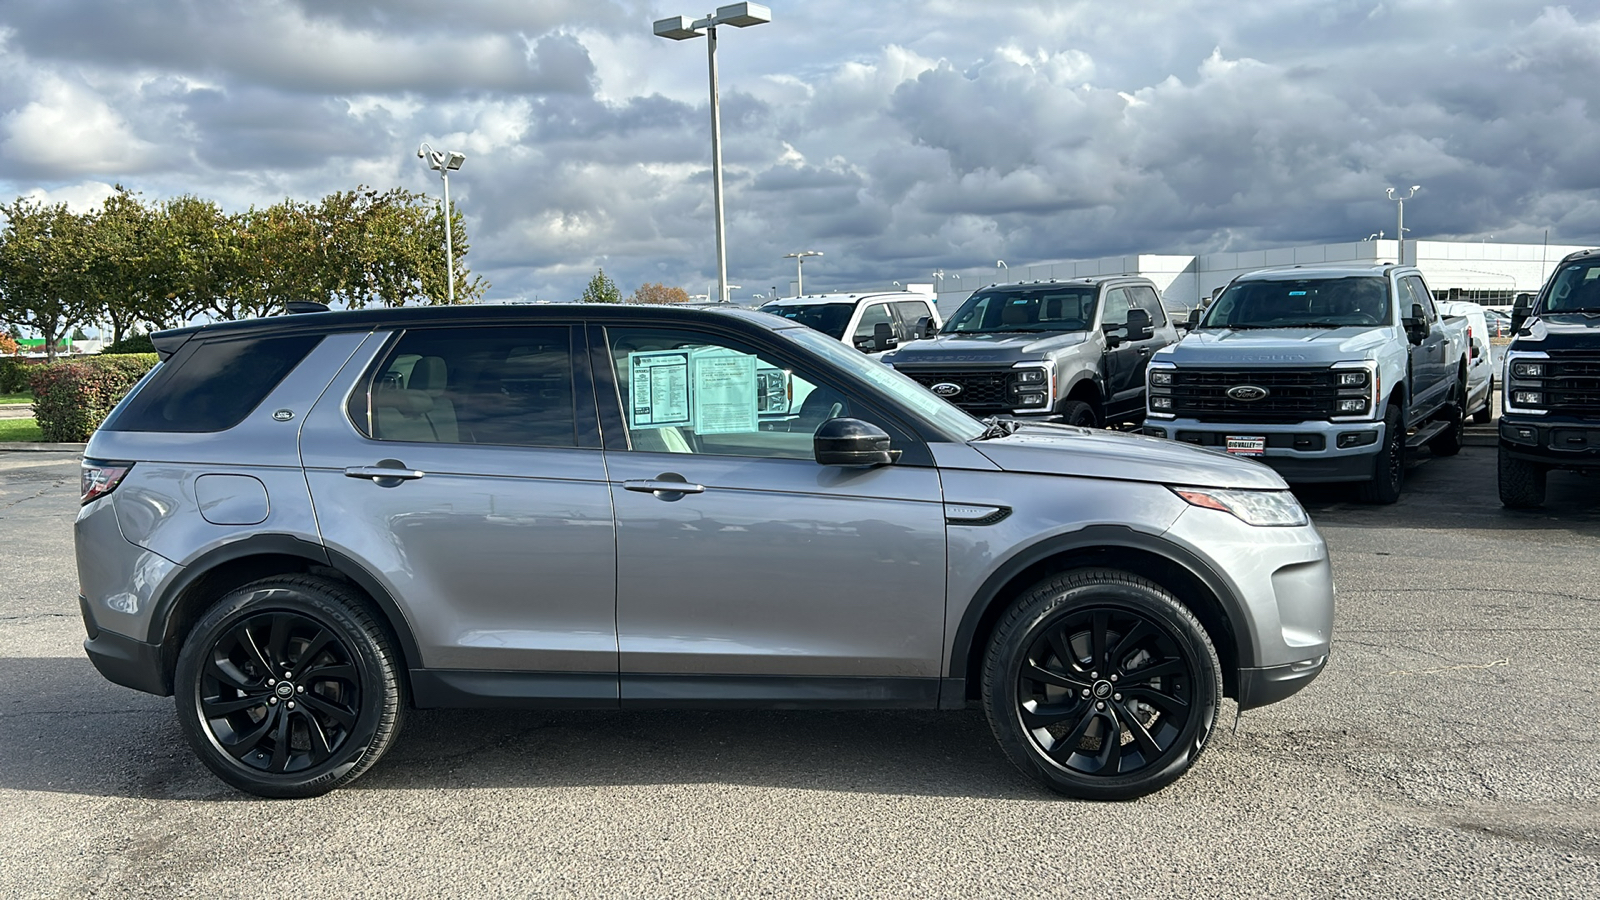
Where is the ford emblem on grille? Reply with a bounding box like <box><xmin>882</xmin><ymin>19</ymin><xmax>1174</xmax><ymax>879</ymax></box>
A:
<box><xmin>1226</xmin><ymin>384</ymin><xmax>1270</xmax><ymax>402</ymax></box>
<box><xmin>931</xmin><ymin>382</ymin><xmax>963</xmax><ymax>397</ymax></box>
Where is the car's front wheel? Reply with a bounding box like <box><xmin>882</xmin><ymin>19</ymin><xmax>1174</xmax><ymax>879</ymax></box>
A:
<box><xmin>173</xmin><ymin>576</ymin><xmax>404</xmax><ymax>798</ymax></box>
<box><xmin>982</xmin><ymin>569</ymin><xmax>1222</xmax><ymax>800</ymax></box>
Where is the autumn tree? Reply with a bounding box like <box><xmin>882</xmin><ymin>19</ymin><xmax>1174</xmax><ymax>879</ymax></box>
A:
<box><xmin>580</xmin><ymin>268</ymin><xmax>622</xmax><ymax>303</ymax></box>
<box><xmin>630</xmin><ymin>282</ymin><xmax>691</xmax><ymax>304</ymax></box>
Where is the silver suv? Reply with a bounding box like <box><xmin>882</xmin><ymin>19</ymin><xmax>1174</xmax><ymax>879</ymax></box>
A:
<box><xmin>76</xmin><ymin>304</ymin><xmax>1333</xmax><ymax>799</ymax></box>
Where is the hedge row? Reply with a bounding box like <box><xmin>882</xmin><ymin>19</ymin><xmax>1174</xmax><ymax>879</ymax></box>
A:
<box><xmin>28</xmin><ymin>354</ymin><xmax>159</xmax><ymax>442</ymax></box>
<box><xmin>0</xmin><ymin>358</ymin><xmax>32</xmax><ymax>394</ymax></box>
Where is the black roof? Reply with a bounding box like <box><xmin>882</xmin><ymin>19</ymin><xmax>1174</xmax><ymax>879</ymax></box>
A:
<box><xmin>151</xmin><ymin>302</ymin><xmax>797</xmax><ymax>359</ymax></box>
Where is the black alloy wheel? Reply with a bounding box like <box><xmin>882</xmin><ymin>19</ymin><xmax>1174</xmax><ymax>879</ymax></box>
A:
<box><xmin>175</xmin><ymin>576</ymin><xmax>403</xmax><ymax>798</ymax></box>
<box><xmin>1356</xmin><ymin>404</ymin><xmax>1405</xmax><ymax>504</ymax></box>
<box><xmin>983</xmin><ymin>569</ymin><xmax>1222</xmax><ymax>800</ymax></box>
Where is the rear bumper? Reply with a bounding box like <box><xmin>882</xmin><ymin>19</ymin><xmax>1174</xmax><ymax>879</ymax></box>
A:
<box><xmin>80</xmin><ymin>594</ymin><xmax>169</xmax><ymax>696</ymax></box>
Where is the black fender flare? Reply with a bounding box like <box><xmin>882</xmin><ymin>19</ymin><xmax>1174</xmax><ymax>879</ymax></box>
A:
<box><xmin>945</xmin><ymin>524</ymin><xmax>1260</xmax><ymax>685</ymax></box>
<box><xmin>148</xmin><ymin>533</ymin><xmax>424</xmax><ymax>672</ymax></box>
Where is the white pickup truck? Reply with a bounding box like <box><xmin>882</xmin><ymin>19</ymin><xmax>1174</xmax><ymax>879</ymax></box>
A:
<box><xmin>1143</xmin><ymin>264</ymin><xmax>1470</xmax><ymax>503</ymax></box>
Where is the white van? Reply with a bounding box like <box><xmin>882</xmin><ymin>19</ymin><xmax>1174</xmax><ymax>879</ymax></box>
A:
<box><xmin>1437</xmin><ymin>299</ymin><xmax>1494</xmax><ymax>423</ymax></box>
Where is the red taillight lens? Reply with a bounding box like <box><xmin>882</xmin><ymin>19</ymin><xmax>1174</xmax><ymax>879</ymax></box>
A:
<box><xmin>81</xmin><ymin>460</ymin><xmax>133</xmax><ymax>505</ymax></box>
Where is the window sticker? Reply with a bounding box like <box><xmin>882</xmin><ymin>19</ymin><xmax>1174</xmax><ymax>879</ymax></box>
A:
<box><xmin>690</xmin><ymin>348</ymin><xmax>759</xmax><ymax>435</ymax></box>
<box><xmin>628</xmin><ymin>350</ymin><xmax>692</xmax><ymax>429</ymax></box>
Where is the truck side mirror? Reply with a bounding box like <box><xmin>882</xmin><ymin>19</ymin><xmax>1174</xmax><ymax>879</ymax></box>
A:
<box><xmin>1404</xmin><ymin>303</ymin><xmax>1427</xmax><ymax>344</ymax></box>
<box><xmin>1512</xmin><ymin>292</ymin><xmax>1533</xmax><ymax>334</ymax></box>
<box><xmin>914</xmin><ymin>316</ymin><xmax>934</xmax><ymax>340</ymax></box>
<box><xmin>1126</xmin><ymin>307</ymin><xmax>1153</xmax><ymax>341</ymax></box>
<box><xmin>814</xmin><ymin>417</ymin><xmax>900</xmax><ymax>467</ymax></box>
<box><xmin>873</xmin><ymin>321</ymin><xmax>897</xmax><ymax>351</ymax></box>
<box><xmin>1186</xmin><ymin>307</ymin><xmax>1203</xmax><ymax>329</ymax></box>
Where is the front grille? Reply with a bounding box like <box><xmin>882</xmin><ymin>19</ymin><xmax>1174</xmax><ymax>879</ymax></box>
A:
<box><xmin>1546</xmin><ymin>353</ymin><xmax>1600</xmax><ymax>415</ymax></box>
<box><xmin>901</xmin><ymin>368</ymin><xmax>1012</xmax><ymax>412</ymax></box>
<box><xmin>1169</xmin><ymin>368</ymin><xmax>1337</xmax><ymax>422</ymax></box>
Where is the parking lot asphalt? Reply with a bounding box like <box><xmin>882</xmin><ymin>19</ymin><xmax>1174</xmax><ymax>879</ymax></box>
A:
<box><xmin>1</xmin><ymin>447</ymin><xmax>1597</xmax><ymax>899</ymax></box>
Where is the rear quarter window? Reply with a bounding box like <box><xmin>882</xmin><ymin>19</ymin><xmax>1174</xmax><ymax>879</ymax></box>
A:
<box><xmin>104</xmin><ymin>334</ymin><xmax>324</xmax><ymax>433</ymax></box>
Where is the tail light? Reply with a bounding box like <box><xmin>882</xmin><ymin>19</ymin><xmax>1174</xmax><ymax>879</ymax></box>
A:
<box><xmin>81</xmin><ymin>459</ymin><xmax>133</xmax><ymax>505</ymax></box>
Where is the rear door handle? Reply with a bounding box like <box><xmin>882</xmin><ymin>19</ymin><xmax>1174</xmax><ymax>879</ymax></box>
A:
<box><xmin>345</xmin><ymin>465</ymin><xmax>425</xmax><ymax>482</ymax></box>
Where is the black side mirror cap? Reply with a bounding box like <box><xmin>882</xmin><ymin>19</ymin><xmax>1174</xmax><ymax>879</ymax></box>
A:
<box><xmin>814</xmin><ymin>417</ymin><xmax>900</xmax><ymax>467</ymax></box>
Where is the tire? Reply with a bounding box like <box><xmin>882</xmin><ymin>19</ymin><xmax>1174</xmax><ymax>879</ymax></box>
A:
<box><xmin>1472</xmin><ymin>377</ymin><xmax>1493</xmax><ymax>424</ymax></box>
<box><xmin>1059</xmin><ymin>400</ymin><xmax>1099</xmax><ymax>428</ymax></box>
<box><xmin>173</xmin><ymin>576</ymin><xmax>405</xmax><ymax>798</ymax></box>
<box><xmin>1498</xmin><ymin>450</ymin><xmax>1547</xmax><ymax>509</ymax></box>
<box><xmin>1356</xmin><ymin>404</ymin><xmax>1405</xmax><ymax>504</ymax></box>
<box><xmin>982</xmin><ymin>569</ymin><xmax>1223</xmax><ymax>800</ymax></box>
<box><xmin>1428</xmin><ymin>380</ymin><xmax>1466</xmax><ymax>457</ymax></box>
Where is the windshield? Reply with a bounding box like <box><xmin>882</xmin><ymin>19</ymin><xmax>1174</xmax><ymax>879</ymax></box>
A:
<box><xmin>781</xmin><ymin>326</ymin><xmax>987</xmax><ymax>442</ymax></box>
<box><xmin>943</xmin><ymin>288</ymin><xmax>1097</xmax><ymax>334</ymax></box>
<box><xmin>760</xmin><ymin>303</ymin><xmax>854</xmax><ymax>339</ymax></box>
<box><xmin>1201</xmin><ymin>276</ymin><xmax>1390</xmax><ymax>329</ymax></box>
<box><xmin>1539</xmin><ymin>260</ymin><xmax>1600</xmax><ymax>313</ymax></box>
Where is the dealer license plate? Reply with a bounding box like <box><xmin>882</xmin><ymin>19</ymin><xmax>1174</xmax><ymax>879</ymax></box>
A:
<box><xmin>1225</xmin><ymin>436</ymin><xmax>1266</xmax><ymax>456</ymax></box>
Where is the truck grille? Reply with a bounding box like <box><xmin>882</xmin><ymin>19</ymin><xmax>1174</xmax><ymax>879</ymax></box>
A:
<box><xmin>1169</xmin><ymin>368</ymin><xmax>1337</xmax><ymax>422</ymax></box>
<box><xmin>900</xmin><ymin>369</ymin><xmax>1011</xmax><ymax>412</ymax></box>
<box><xmin>1546</xmin><ymin>353</ymin><xmax>1600</xmax><ymax>415</ymax></box>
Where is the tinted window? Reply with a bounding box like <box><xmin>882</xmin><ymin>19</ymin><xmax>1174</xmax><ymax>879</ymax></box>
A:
<box><xmin>943</xmin><ymin>288</ymin><xmax>1097</xmax><ymax>334</ymax></box>
<box><xmin>852</xmin><ymin>303</ymin><xmax>895</xmax><ymax>348</ymax></box>
<box><xmin>1403</xmin><ymin>277</ymin><xmax>1437</xmax><ymax>321</ymax></box>
<box><xmin>759</xmin><ymin>303</ymin><xmax>854</xmax><ymax>339</ymax></box>
<box><xmin>1203</xmin><ymin>277</ymin><xmax>1389</xmax><ymax>328</ymax></box>
<box><xmin>1542</xmin><ymin>260</ymin><xmax>1600</xmax><ymax>313</ymax></box>
<box><xmin>1130</xmin><ymin>285</ymin><xmax>1167</xmax><ymax>327</ymax></box>
<box><xmin>351</xmin><ymin>326</ymin><xmax>577</xmax><ymax>447</ymax></box>
<box><xmin>107</xmin><ymin>334</ymin><xmax>323</xmax><ymax>433</ymax></box>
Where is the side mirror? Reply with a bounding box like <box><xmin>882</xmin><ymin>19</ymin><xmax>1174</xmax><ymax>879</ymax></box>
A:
<box><xmin>1404</xmin><ymin>303</ymin><xmax>1427</xmax><ymax>344</ymax></box>
<box><xmin>1186</xmin><ymin>307</ymin><xmax>1203</xmax><ymax>329</ymax></box>
<box><xmin>814</xmin><ymin>417</ymin><xmax>901</xmax><ymax>467</ymax></box>
<box><xmin>1126</xmin><ymin>307</ymin><xmax>1153</xmax><ymax>341</ymax></box>
<box><xmin>873</xmin><ymin>321</ymin><xmax>898</xmax><ymax>351</ymax></box>
<box><xmin>1512</xmin><ymin>292</ymin><xmax>1533</xmax><ymax>334</ymax></box>
<box><xmin>914</xmin><ymin>316</ymin><xmax>934</xmax><ymax>340</ymax></box>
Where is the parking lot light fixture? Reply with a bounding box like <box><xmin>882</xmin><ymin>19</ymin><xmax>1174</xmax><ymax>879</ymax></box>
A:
<box><xmin>783</xmin><ymin>250</ymin><xmax>821</xmax><ymax>296</ymax></box>
<box><xmin>418</xmin><ymin>142</ymin><xmax>467</xmax><ymax>303</ymax></box>
<box><xmin>1386</xmin><ymin>185</ymin><xmax>1420</xmax><ymax>264</ymax></box>
<box><xmin>653</xmin><ymin>3</ymin><xmax>772</xmax><ymax>304</ymax></box>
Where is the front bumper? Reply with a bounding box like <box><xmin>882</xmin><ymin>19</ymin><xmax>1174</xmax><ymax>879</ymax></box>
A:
<box><xmin>1143</xmin><ymin>416</ymin><xmax>1383</xmax><ymax>483</ymax></box>
<box><xmin>1500</xmin><ymin>417</ymin><xmax>1600</xmax><ymax>469</ymax></box>
<box><xmin>1237</xmin><ymin>657</ymin><xmax>1329</xmax><ymax>710</ymax></box>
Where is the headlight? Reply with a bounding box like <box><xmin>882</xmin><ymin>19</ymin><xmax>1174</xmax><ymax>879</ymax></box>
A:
<box><xmin>1336</xmin><ymin>371</ymin><xmax>1368</xmax><ymax>388</ymax></box>
<box><xmin>1014</xmin><ymin>369</ymin><xmax>1045</xmax><ymax>384</ymax></box>
<box><xmin>1151</xmin><ymin>395</ymin><xmax>1174</xmax><ymax>410</ymax></box>
<box><xmin>1150</xmin><ymin>370</ymin><xmax>1174</xmax><ymax>387</ymax></box>
<box><xmin>1511</xmin><ymin>362</ymin><xmax>1545</xmax><ymax>378</ymax></box>
<box><xmin>1336</xmin><ymin>398</ymin><xmax>1369</xmax><ymax>414</ymax></box>
<box><xmin>1513</xmin><ymin>390</ymin><xmax>1543</xmax><ymax>406</ymax></box>
<box><xmin>1170</xmin><ymin>487</ymin><xmax>1309</xmax><ymax>527</ymax></box>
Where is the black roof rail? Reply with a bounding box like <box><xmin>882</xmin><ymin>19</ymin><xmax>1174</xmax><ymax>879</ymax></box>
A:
<box><xmin>285</xmin><ymin>301</ymin><xmax>330</xmax><ymax>315</ymax></box>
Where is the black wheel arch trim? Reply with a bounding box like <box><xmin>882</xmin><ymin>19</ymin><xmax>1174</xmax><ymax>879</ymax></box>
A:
<box><xmin>944</xmin><ymin>524</ymin><xmax>1260</xmax><ymax>702</ymax></box>
<box><xmin>147</xmin><ymin>534</ymin><xmax>425</xmax><ymax>684</ymax></box>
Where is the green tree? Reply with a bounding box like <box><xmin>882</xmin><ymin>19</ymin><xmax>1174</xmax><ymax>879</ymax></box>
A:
<box><xmin>580</xmin><ymin>268</ymin><xmax>622</xmax><ymax>304</ymax></box>
<box><xmin>0</xmin><ymin>198</ymin><xmax>92</xmax><ymax>361</ymax></box>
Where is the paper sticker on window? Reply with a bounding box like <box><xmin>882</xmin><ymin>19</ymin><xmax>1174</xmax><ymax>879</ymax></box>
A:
<box><xmin>629</xmin><ymin>350</ymin><xmax>692</xmax><ymax>429</ymax></box>
<box><xmin>691</xmin><ymin>348</ymin><xmax>759</xmax><ymax>435</ymax></box>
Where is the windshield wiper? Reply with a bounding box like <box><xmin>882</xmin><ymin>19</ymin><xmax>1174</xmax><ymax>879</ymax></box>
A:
<box><xmin>974</xmin><ymin>416</ymin><xmax>1022</xmax><ymax>440</ymax></box>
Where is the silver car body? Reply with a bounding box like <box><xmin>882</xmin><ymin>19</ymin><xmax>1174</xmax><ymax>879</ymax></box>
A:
<box><xmin>77</xmin><ymin>305</ymin><xmax>1331</xmax><ymax>713</ymax></box>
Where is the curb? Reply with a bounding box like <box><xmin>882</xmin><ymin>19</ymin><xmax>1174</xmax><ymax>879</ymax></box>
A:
<box><xmin>0</xmin><ymin>443</ymin><xmax>87</xmax><ymax>453</ymax></box>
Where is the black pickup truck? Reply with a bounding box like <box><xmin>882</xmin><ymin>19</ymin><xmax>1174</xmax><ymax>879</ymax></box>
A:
<box><xmin>1499</xmin><ymin>248</ymin><xmax>1600</xmax><ymax>507</ymax></box>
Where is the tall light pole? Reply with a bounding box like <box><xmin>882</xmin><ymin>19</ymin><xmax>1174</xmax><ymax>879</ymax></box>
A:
<box><xmin>783</xmin><ymin>250</ymin><xmax>822</xmax><ymax>296</ymax></box>
<box><xmin>418</xmin><ymin>142</ymin><xmax>466</xmax><ymax>303</ymax></box>
<box><xmin>1386</xmin><ymin>185</ymin><xmax>1419</xmax><ymax>265</ymax></box>
<box><xmin>654</xmin><ymin>3</ymin><xmax>772</xmax><ymax>304</ymax></box>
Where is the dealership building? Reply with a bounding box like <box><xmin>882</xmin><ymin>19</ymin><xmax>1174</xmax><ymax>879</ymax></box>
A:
<box><xmin>928</xmin><ymin>239</ymin><xmax>1594</xmax><ymax>314</ymax></box>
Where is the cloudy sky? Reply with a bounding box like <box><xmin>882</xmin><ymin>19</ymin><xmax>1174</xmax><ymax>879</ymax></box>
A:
<box><xmin>1</xmin><ymin>1</ymin><xmax>1596</xmax><ymax>302</ymax></box>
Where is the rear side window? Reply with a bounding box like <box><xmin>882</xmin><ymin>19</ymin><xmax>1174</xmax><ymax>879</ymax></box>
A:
<box><xmin>348</xmin><ymin>326</ymin><xmax>578</xmax><ymax>448</ymax></box>
<box><xmin>105</xmin><ymin>334</ymin><xmax>323</xmax><ymax>433</ymax></box>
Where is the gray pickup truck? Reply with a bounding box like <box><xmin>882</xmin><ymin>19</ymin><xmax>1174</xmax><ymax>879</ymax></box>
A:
<box><xmin>880</xmin><ymin>276</ymin><xmax>1181</xmax><ymax>427</ymax></box>
<box><xmin>1143</xmin><ymin>264</ymin><xmax>1470</xmax><ymax>503</ymax></box>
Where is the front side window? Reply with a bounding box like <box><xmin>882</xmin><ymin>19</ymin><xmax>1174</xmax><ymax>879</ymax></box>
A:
<box><xmin>1202</xmin><ymin>277</ymin><xmax>1390</xmax><ymax>329</ymax></box>
<box><xmin>350</xmin><ymin>326</ymin><xmax>577</xmax><ymax>447</ymax></box>
<box><xmin>1130</xmin><ymin>285</ymin><xmax>1168</xmax><ymax>327</ymax></box>
<box><xmin>943</xmin><ymin>288</ymin><xmax>1098</xmax><ymax>334</ymax></box>
<box><xmin>852</xmin><ymin>303</ymin><xmax>896</xmax><ymax>349</ymax></box>
<box><xmin>1402</xmin><ymin>277</ymin><xmax>1437</xmax><ymax>322</ymax></box>
<box><xmin>1541</xmin><ymin>260</ymin><xmax>1600</xmax><ymax>313</ymax></box>
<box><xmin>1101</xmin><ymin>288</ymin><xmax>1131</xmax><ymax>327</ymax></box>
<box><xmin>892</xmin><ymin>301</ymin><xmax>935</xmax><ymax>338</ymax></box>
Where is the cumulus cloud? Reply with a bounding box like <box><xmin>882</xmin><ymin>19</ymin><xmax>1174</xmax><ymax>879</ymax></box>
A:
<box><xmin>0</xmin><ymin>0</ymin><xmax>1595</xmax><ymax>302</ymax></box>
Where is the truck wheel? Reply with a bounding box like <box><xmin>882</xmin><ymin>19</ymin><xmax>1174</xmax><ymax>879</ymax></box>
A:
<box><xmin>1059</xmin><ymin>400</ymin><xmax>1099</xmax><ymax>428</ymax></box>
<box><xmin>1428</xmin><ymin>381</ymin><xmax>1466</xmax><ymax>457</ymax></box>
<box><xmin>173</xmin><ymin>576</ymin><xmax>405</xmax><ymax>798</ymax></box>
<box><xmin>1356</xmin><ymin>404</ymin><xmax>1405</xmax><ymax>504</ymax></box>
<box><xmin>1472</xmin><ymin>377</ymin><xmax>1493</xmax><ymax>424</ymax></box>
<box><xmin>981</xmin><ymin>569</ymin><xmax>1222</xmax><ymax>800</ymax></box>
<box><xmin>1498</xmin><ymin>451</ymin><xmax>1547</xmax><ymax>509</ymax></box>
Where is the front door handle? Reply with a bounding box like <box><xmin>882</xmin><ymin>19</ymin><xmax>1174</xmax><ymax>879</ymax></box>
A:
<box><xmin>345</xmin><ymin>462</ymin><xmax>425</xmax><ymax>484</ymax></box>
<box><xmin>624</xmin><ymin>474</ymin><xmax>706</xmax><ymax>500</ymax></box>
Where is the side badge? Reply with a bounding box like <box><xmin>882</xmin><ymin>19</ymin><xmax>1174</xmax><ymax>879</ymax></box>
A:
<box><xmin>272</xmin><ymin>409</ymin><xmax>295</xmax><ymax>422</ymax></box>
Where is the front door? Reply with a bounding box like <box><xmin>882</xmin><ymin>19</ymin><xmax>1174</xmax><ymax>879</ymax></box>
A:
<box><xmin>299</xmin><ymin>324</ymin><xmax>618</xmax><ymax>703</ymax></box>
<box><xmin>592</xmin><ymin>323</ymin><xmax>949</xmax><ymax>706</ymax></box>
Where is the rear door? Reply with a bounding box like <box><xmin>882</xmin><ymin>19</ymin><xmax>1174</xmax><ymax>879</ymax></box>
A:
<box><xmin>299</xmin><ymin>323</ymin><xmax>618</xmax><ymax>703</ymax></box>
<box><xmin>591</xmin><ymin>323</ymin><xmax>948</xmax><ymax>706</ymax></box>
<box><xmin>1100</xmin><ymin>287</ymin><xmax>1144</xmax><ymax>412</ymax></box>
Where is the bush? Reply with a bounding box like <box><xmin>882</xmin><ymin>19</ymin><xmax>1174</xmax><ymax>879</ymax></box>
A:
<box><xmin>101</xmin><ymin>334</ymin><xmax>157</xmax><ymax>355</ymax></box>
<box><xmin>0</xmin><ymin>358</ymin><xmax>32</xmax><ymax>394</ymax></box>
<box><xmin>28</xmin><ymin>353</ymin><xmax>159</xmax><ymax>442</ymax></box>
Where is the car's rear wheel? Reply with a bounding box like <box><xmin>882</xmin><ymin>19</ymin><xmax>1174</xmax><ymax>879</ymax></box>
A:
<box><xmin>1428</xmin><ymin>379</ymin><xmax>1466</xmax><ymax>457</ymax></box>
<box><xmin>174</xmin><ymin>576</ymin><xmax>404</xmax><ymax>798</ymax></box>
<box><xmin>982</xmin><ymin>569</ymin><xmax>1222</xmax><ymax>800</ymax></box>
<box><xmin>1472</xmin><ymin>377</ymin><xmax>1494</xmax><ymax>424</ymax></box>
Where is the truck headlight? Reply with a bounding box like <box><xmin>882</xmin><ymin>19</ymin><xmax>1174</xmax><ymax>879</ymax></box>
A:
<box><xmin>1511</xmin><ymin>362</ymin><xmax>1545</xmax><ymax>378</ymax></box>
<box><xmin>1017</xmin><ymin>392</ymin><xmax>1047</xmax><ymax>407</ymax></box>
<box><xmin>1336</xmin><ymin>398</ymin><xmax>1369</xmax><ymax>414</ymax></box>
<box><xmin>1513</xmin><ymin>390</ymin><xmax>1544</xmax><ymax>406</ymax></box>
<box><xmin>1151</xmin><ymin>396</ymin><xmax>1174</xmax><ymax>410</ymax></box>
<box><xmin>1014</xmin><ymin>369</ymin><xmax>1045</xmax><ymax>384</ymax></box>
<box><xmin>1336</xmin><ymin>370</ymin><xmax>1369</xmax><ymax>388</ymax></box>
<box><xmin>1171</xmin><ymin>487</ymin><xmax>1309</xmax><ymax>527</ymax></box>
<box><xmin>1150</xmin><ymin>370</ymin><xmax>1174</xmax><ymax>387</ymax></box>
